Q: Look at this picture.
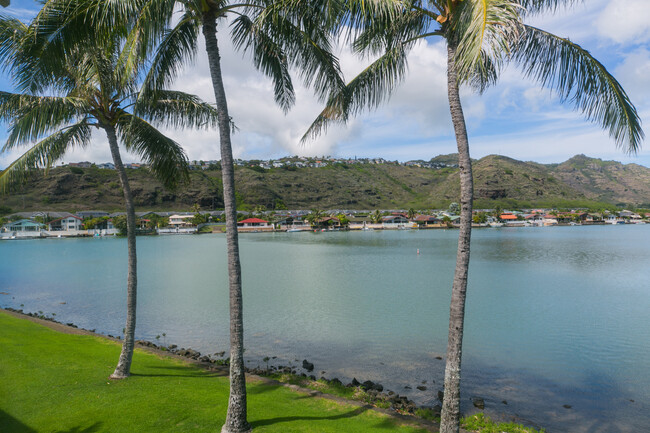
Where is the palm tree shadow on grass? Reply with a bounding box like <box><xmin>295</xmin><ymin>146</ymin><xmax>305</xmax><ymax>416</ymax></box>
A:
<box><xmin>129</xmin><ymin>364</ymin><xmax>227</xmax><ymax>378</ymax></box>
<box><xmin>250</xmin><ymin>405</ymin><xmax>373</xmax><ymax>428</ymax></box>
<box><xmin>53</xmin><ymin>423</ymin><xmax>103</xmax><ymax>433</ymax></box>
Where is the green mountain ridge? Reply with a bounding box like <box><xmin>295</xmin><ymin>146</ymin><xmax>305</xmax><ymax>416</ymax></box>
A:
<box><xmin>2</xmin><ymin>154</ymin><xmax>649</xmax><ymax>213</ymax></box>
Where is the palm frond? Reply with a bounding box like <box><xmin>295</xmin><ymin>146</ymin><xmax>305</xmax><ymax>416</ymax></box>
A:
<box><xmin>452</xmin><ymin>0</ymin><xmax>522</xmax><ymax>85</ymax></box>
<box><xmin>119</xmin><ymin>0</ymin><xmax>179</xmax><ymax>81</ymax></box>
<box><xmin>0</xmin><ymin>119</ymin><xmax>92</xmax><ymax>193</ymax></box>
<box><xmin>513</xmin><ymin>25</ymin><xmax>644</xmax><ymax>153</ymax></box>
<box><xmin>116</xmin><ymin>113</ymin><xmax>190</xmax><ymax>190</ymax></box>
<box><xmin>0</xmin><ymin>14</ymin><xmax>28</xmax><ymax>70</ymax></box>
<box><xmin>466</xmin><ymin>49</ymin><xmax>499</xmax><ymax>93</ymax></box>
<box><xmin>517</xmin><ymin>0</ymin><xmax>583</xmax><ymax>15</ymax></box>
<box><xmin>353</xmin><ymin>8</ymin><xmax>431</xmax><ymax>57</ymax></box>
<box><xmin>231</xmin><ymin>14</ymin><xmax>295</xmax><ymax>111</ymax></box>
<box><xmin>140</xmin><ymin>10</ymin><xmax>199</xmax><ymax>95</ymax></box>
<box><xmin>302</xmin><ymin>42</ymin><xmax>410</xmax><ymax>141</ymax></box>
<box><xmin>0</xmin><ymin>92</ymin><xmax>90</xmax><ymax>149</ymax></box>
<box><xmin>133</xmin><ymin>89</ymin><xmax>218</xmax><ymax>130</ymax></box>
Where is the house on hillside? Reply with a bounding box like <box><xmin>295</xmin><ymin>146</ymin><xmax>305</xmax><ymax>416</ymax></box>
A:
<box><xmin>76</xmin><ymin>211</ymin><xmax>110</xmax><ymax>219</ymax></box>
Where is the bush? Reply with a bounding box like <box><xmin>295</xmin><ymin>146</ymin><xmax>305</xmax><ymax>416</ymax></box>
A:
<box><xmin>69</xmin><ymin>166</ymin><xmax>84</xmax><ymax>174</ymax></box>
<box><xmin>461</xmin><ymin>413</ymin><xmax>545</xmax><ymax>433</ymax></box>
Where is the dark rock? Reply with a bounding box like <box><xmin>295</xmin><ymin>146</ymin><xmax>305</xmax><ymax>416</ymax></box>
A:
<box><xmin>404</xmin><ymin>385</ymin><xmax>412</xmax><ymax>390</ymax></box>
<box><xmin>302</xmin><ymin>359</ymin><xmax>314</xmax><ymax>372</ymax></box>
<box><xmin>309</xmin><ymin>375</ymin><xmax>316</xmax><ymax>381</ymax></box>
<box><xmin>472</xmin><ymin>397</ymin><xmax>485</xmax><ymax>409</ymax></box>
<box><xmin>169</xmin><ymin>344</ymin><xmax>177</xmax><ymax>350</ymax></box>
<box><xmin>416</xmin><ymin>385</ymin><xmax>427</xmax><ymax>391</ymax></box>
<box><xmin>361</xmin><ymin>380</ymin><xmax>383</xmax><ymax>392</ymax></box>
<box><xmin>438</xmin><ymin>391</ymin><xmax>444</xmax><ymax>401</ymax></box>
<box><xmin>502</xmin><ymin>400</ymin><xmax>508</xmax><ymax>405</ymax></box>
<box><xmin>387</xmin><ymin>391</ymin><xmax>395</xmax><ymax>396</ymax></box>
<box><xmin>563</xmin><ymin>404</ymin><xmax>572</xmax><ymax>409</ymax></box>
<box><xmin>199</xmin><ymin>356</ymin><xmax>211</xmax><ymax>363</ymax></box>
<box><xmin>435</xmin><ymin>356</ymin><xmax>443</xmax><ymax>360</ymax></box>
<box><xmin>330</xmin><ymin>378</ymin><xmax>342</xmax><ymax>386</ymax></box>
<box><xmin>351</xmin><ymin>378</ymin><xmax>361</xmax><ymax>387</ymax></box>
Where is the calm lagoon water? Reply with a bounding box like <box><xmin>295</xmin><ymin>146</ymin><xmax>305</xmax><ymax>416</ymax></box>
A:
<box><xmin>1</xmin><ymin>225</ymin><xmax>649</xmax><ymax>432</ymax></box>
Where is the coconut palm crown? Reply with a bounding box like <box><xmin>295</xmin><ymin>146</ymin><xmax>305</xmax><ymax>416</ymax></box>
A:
<box><xmin>304</xmin><ymin>1</ymin><xmax>643</xmax><ymax>433</ymax></box>
<box><xmin>0</xmin><ymin>12</ymin><xmax>218</xmax><ymax>379</ymax></box>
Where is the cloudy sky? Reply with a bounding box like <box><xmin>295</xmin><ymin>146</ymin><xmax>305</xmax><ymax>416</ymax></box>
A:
<box><xmin>1</xmin><ymin>0</ymin><xmax>649</xmax><ymax>168</ymax></box>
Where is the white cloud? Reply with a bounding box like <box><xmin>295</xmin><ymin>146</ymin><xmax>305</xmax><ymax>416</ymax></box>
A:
<box><xmin>595</xmin><ymin>0</ymin><xmax>650</xmax><ymax>45</ymax></box>
<box><xmin>614</xmin><ymin>49</ymin><xmax>650</xmax><ymax>100</ymax></box>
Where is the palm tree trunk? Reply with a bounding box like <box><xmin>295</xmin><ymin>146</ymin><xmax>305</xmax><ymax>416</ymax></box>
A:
<box><xmin>439</xmin><ymin>41</ymin><xmax>474</xmax><ymax>433</ymax></box>
<box><xmin>105</xmin><ymin>123</ymin><xmax>138</xmax><ymax>380</ymax></box>
<box><xmin>201</xmin><ymin>12</ymin><xmax>251</xmax><ymax>433</ymax></box>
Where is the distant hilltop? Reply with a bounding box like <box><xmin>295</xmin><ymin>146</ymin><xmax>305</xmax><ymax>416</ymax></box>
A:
<box><xmin>2</xmin><ymin>154</ymin><xmax>650</xmax><ymax>212</ymax></box>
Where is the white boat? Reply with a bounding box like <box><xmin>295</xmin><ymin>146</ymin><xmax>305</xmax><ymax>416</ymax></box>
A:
<box><xmin>488</xmin><ymin>222</ymin><xmax>504</xmax><ymax>228</ymax></box>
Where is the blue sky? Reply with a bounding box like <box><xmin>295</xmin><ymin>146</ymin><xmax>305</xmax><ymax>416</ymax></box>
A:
<box><xmin>1</xmin><ymin>0</ymin><xmax>649</xmax><ymax>168</ymax></box>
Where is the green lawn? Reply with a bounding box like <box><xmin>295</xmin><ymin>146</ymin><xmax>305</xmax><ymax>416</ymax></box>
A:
<box><xmin>0</xmin><ymin>311</ymin><xmax>429</xmax><ymax>433</ymax></box>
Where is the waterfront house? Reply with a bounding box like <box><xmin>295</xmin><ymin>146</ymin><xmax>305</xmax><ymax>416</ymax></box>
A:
<box><xmin>525</xmin><ymin>214</ymin><xmax>544</xmax><ymax>226</ymax></box>
<box><xmin>499</xmin><ymin>213</ymin><xmax>518</xmax><ymax>221</ymax></box>
<box><xmin>542</xmin><ymin>214</ymin><xmax>558</xmax><ymax>226</ymax></box>
<box><xmin>168</xmin><ymin>214</ymin><xmax>194</xmax><ymax>228</ymax></box>
<box><xmin>382</xmin><ymin>215</ymin><xmax>412</xmax><ymax>229</ymax></box>
<box><xmin>4</xmin><ymin>219</ymin><xmax>45</xmax><ymax>232</ymax></box>
<box><xmin>414</xmin><ymin>214</ymin><xmax>444</xmax><ymax>228</ymax></box>
<box><xmin>48</xmin><ymin>215</ymin><xmax>83</xmax><ymax>231</ymax></box>
<box><xmin>237</xmin><ymin>218</ymin><xmax>273</xmax><ymax>232</ymax></box>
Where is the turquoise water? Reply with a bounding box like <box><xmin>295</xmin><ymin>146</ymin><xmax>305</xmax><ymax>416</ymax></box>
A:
<box><xmin>1</xmin><ymin>225</ymin><xmax>649</xmax><ymax>432</ymax></box>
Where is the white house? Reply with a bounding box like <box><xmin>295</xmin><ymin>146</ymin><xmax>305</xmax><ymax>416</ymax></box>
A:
<box><xmin>48</xmin><ymin>215</ymin><xmax>84</xmax><ymax>231</ymax></box>
<box><xmin>168</xmin><ymin>214</ymin><xmax>194</xmax><ymax>228</ymax></box>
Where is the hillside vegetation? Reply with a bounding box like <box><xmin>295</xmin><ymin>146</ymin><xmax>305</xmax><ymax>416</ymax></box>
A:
<box><xmin>2</xmin><ymin>154</ymin><xmax>649</xmax><ymax>212</ymax></box>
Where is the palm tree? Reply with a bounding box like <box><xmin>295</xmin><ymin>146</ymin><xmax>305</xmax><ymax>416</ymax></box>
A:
<box><xmin>407</xmin><ymin>207</ymin><xmax>417</xmax><ymax>220</ymax></box>
<box><xmin>304</xmin><ymin>1</ymin><xmax>643</xmax><ymax>431</ymax></box>
<box><xmin>35</xmin><ymin>1</ymin><xmax>344</xmax><ymax>430</ymax></box>
<box><xmin>306</xmin><ymin>209</ymin><xmax>326</xmax><ymax>228</ymax></box>
<box><xmin>0</xmin><ymin>13</ymin><xmax>217</xmax><ymax>379</ymax></box>
<box><xmin>369</xmin><ymin>209</ymin><xmax>383</xmax><ymax>224</ymax></box>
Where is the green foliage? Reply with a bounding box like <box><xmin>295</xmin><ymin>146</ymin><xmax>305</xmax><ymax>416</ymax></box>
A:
<box><xmin>112</xmin><ymin>215</ymin><xmax>128</xmax><ymax>236</ymax></box>
<box><xmin>0</xmin><ymin>205</ymin><xmax>12</xmax><ymax>216</ymax></box>
<box><xmin>414</xmin><ymin>408</ymin><xmax>440</xmax><ymax>422</ymax></box>
<box><xmin>473</xmin><ymin>212</ymin><xmax>488</xmax><ymax>224</ymax></box>
<box><xmin>274</xmin><ymin>198</ymin><xmax>287</xmax><ymax>210</ymax></box>
<box><xmin>0</xmin><ymin>313</ymin><xmax>426</xmax><ymax>433</ymax></box>
<box><xmin>69</xmin><ymin>167</ymin><xmax>84</xmax><ymax>175</ymax></box>
<box><xmin>191</xmin><ymin>213</ymin><xmax>209</xmax><ymax>226</ymax></box>
<box><xmin>336</xmin><ymin>213</ymin><xmax>350</xmax><ymax>227</ymax></box>
<box><xmin>461</xmin><ymin>413</ymin><xmax>545</xmax><ymax>433</ymax></box>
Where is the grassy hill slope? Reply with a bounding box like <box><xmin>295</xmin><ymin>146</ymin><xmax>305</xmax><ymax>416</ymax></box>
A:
<box><xmin>2</xmin><ymin>154</ymin><xmax>649</xmax><ymax>212</ymax></box>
